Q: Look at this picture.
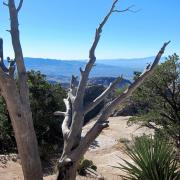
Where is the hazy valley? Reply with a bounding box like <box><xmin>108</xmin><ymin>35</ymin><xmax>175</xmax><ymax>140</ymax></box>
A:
<box><xmin>22</xmin><ymin>57</ymin><xmax>165</xmax><ymax>84</ymax></box>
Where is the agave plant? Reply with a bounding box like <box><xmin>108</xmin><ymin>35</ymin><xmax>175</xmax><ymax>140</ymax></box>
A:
<box><xmin>114</xmin><ymin>135</ymin><xmax>180</xmax><ymax>180</ymax></box>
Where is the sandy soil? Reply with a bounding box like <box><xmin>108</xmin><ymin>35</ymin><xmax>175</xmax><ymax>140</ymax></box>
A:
<box><xmin>0</xmin><ymin>116</ymin><xmax>153</xmax><ymax>180</ymax></box>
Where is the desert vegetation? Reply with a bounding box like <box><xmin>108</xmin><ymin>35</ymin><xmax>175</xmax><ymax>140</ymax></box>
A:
<box><xmin>126</xmin><ymin>54</ymin><xmax>180</xmax><ymax>148</ymax></box>
<box><xmin>115</xmin><ymin>135</ymin><xmax>180</xmax><ymax>180</ymax></box>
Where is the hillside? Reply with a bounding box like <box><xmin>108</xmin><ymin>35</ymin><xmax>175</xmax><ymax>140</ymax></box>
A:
<box><xmin>89</xmin><ymin>77</ymin><xmax>131</xmax><ymax>88</ymax></box>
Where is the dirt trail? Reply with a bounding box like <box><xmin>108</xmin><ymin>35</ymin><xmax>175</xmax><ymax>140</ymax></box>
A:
<box><xmin>83</xmin><ymin>116</ymin><xmax>153</xmax><ymax>179</ymax></box>
<box><xmin>0</xmin><ymin>116</ymin><xmax>153</xmax><ymax>180</ymax></box>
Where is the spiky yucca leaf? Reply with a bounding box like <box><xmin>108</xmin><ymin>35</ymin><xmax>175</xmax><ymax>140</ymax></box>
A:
<box><xmin>114</xmin><ymin>135</ymin><xmax>180</xmax><ymax>180</ymax></box>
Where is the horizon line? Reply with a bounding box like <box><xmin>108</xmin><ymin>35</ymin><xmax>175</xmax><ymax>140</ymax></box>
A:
<box><xmin>22</xmin><ymin>56</ymin><xmax>166</xmax><ymax>61</ymax></box>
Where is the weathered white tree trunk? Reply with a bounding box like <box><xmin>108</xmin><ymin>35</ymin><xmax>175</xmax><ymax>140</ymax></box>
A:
<box><xmin>0</xmin><ymin>80</ymin><xmax>42</xmax><ymax>180</ymax></box>
<box><xmin>54</xmin><ymin>1</ymin><xmax>170</xmax><ymax>179</ymax></box>
<box><xmin>0</xmin><ymin>0</ymin><xmax>43</xmax><ymax>179</ymax></box>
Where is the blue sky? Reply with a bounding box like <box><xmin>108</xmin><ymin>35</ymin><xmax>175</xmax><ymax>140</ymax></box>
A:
<box><xmin>0</xmin><ymin>0</ymin><xmax>180</xmax><ymax>59</ymax></box>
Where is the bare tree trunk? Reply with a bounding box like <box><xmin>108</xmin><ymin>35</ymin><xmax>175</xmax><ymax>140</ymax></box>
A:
<box><xmin>0</xmin><ymin>80</ymin><xmax>42</xmax><ymax>180</ymax></box>
<box><xmin>0</xmin><ymin>1</ymin><xmax>43</xmax><ymax>179</ymax></box>
<box><xmin>57</xmin><ymin>162</ymin><xmax>78</xmax><ymax>180</ymax></box>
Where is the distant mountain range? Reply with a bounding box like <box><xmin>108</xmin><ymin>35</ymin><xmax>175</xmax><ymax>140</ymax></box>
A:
<box><xmin>22</xmin><ymin>57</ymin><xmax>165</xmax><ymax>83</ymax></box>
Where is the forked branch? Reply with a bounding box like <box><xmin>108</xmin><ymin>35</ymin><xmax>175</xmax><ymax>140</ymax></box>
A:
<box><xmin>64</xmin><ymin>0</ymin><xmax>122</xmax><ymax>139</ymax></box>
<box><xmin>3</xmin><ymin>2</ymin><xmax>9</xmax><ymax>7</ymax></box>
<box><xmin>78</xmin><ymin>41</ymin><xmax>170</xmax><ymax>158</ymax></box>
<box><xmin>84</xmin><ymin>76</ymin><xmax>123</xmax><ymax>114</ymax></box>
<box><xmin>17</xmin><ymin>0</ymin><xmax>23</xmax><ymax>12</ymax></box>
<box><xmin>75</xmin><ymin>0</ymin><xmax>119</xmax><ymax>105</ymax></box>
<box><xmin>8</xmin><ymin>0</ymin><xmax>30</xmax><ymax>104</ymax></box>
<box><xmin>105</xmin><ymin>41</ymin><xmax>171</xmax><ymax>115</ymax></box>
<box><xmin>113</xmin><ymin>5</ymin><xmax>140</xmax><ymax>13</ymax></box>
<box><xmin>54</xmin><ymin>98</ymin><xmax>72</xmax><ymax>139</ymax></box>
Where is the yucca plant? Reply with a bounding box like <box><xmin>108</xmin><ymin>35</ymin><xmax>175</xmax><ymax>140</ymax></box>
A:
<box><xmin>114</xmin><ymin>135</ymin><xmax>180</xmax><ymax>180</ymax></box>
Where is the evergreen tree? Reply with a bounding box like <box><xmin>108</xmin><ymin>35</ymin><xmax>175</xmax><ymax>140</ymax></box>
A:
<box><xmin>130</xmin><ymin>54</ymin><xmax>180</xmax><ymax>147</ymax></box>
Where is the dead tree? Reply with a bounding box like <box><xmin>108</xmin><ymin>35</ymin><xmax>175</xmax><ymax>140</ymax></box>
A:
<box><xmin>54</xmin><ymin>0</ymin><xmax>170</xmax><ymax>179</ymax></box>
<box><xmin>0</xmin><ymin>0</ymin><xmax>43</xmax><ymax>180</ymax></box>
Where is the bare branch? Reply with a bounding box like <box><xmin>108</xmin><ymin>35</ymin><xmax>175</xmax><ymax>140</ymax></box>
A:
<box><xmin>74</xmin><ymin>0</ymin><xmax>119</xmax><ymax>105</ymax></box>
<box><xmin>3</xmin><ymin>1</ymin><xmax>9</xmax><ymax>7</ymax></box>
<box><xmin>8</xmin><ymin>58</ymin><xmax>16</xmax><ymax>78</ymax></box>
<box><xmin>113</xmin><ymin>5</ymin><xmax>140</xmax><ymax>13</ymax></box>
<box><xmin>81</xmin><ymin>41</ymin><xmax>170</xmax><ymax>154</ymax></box>
<box><xmin>80</xmin><ymin>67</ymin><xmax>84</xmax><ymax>75</ymax></box>
<box><xmin>101</xmin><ymin>41</ymin><xmax>171</xmax><ymax>119</ymax></box>
<box><xmin>68</xmin><ymin>121</ymin><xmax>109</xmax><ymax>162</ymax></box>
<box><xmin>70</xmin><ymin>75</ymin><xmax>78</xmax><ymax>96</ymax></box>
<box><xmin>70</xmin><ymin>75</ymin><xmax>78</xmax><ymax>88</ymax></box>
<box><xmin>64</xmin><ymin>0</ymin><xmax>121</xmax><ymax>145</ymax></box>
<box><xmin>0</xmin><ymin>38</ymin><xmax>9</xmax><ymax>73</ymax></box>
<box><xmin>6</xmin><ymin>29</ymin><xmax>11</xmax><ymax>33</ymax></box>
<box><xmin>8</xmin><ymin>0</ymin><xmax>30</xmax><ymax>105</ymax></box>
<box><xmin>54</xmin><ymin>111</ymin><xmax>66</xmax><ymax>116</ymax></box>
<box><xmin>84</xmin><ymin>76</ymin><xmax>123</xmax><ymax>114</ymax></box>
<box><xmin>17</xmin><ymin>0</ymin><xmax>23</xmax><ymax>12</ymax></box>
<box><xmin>61</xmin><ymin>98</ymin><xmax>72</xmax><ymax>139</ymax></box>
<box><xmin>0</xmin><ymin>38</ymin><xmax>4</xmax><ymax>62</ymax></box>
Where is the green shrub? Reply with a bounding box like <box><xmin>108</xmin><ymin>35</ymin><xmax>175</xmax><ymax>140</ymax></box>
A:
<box><xmin>128</xmin><ymin>54</ymin><xmax>180</xmax><ymax>147</ymax></box>
<box><xmin>28</xmin><ymin>71</ymin><xmax>66</xmax><ymax>153</ymax></box>
<box><xmin>114</xmin><ymin>135</ymin><xmax>180</xmax><ymax>180</ymax></box>
<box><xmin>0</xmin><ymin>71</ymin><xmax>66</xmax><ymax>154</ymax></box>
<box><xmin>77</xmin><ymin>157</ymin><xmax>97</xmax><ymax>176</ymax></box>
<box><xmin>0</xmin><ymin>97</ymin><xmax>16</xmax><ymax>153</ymax></box>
